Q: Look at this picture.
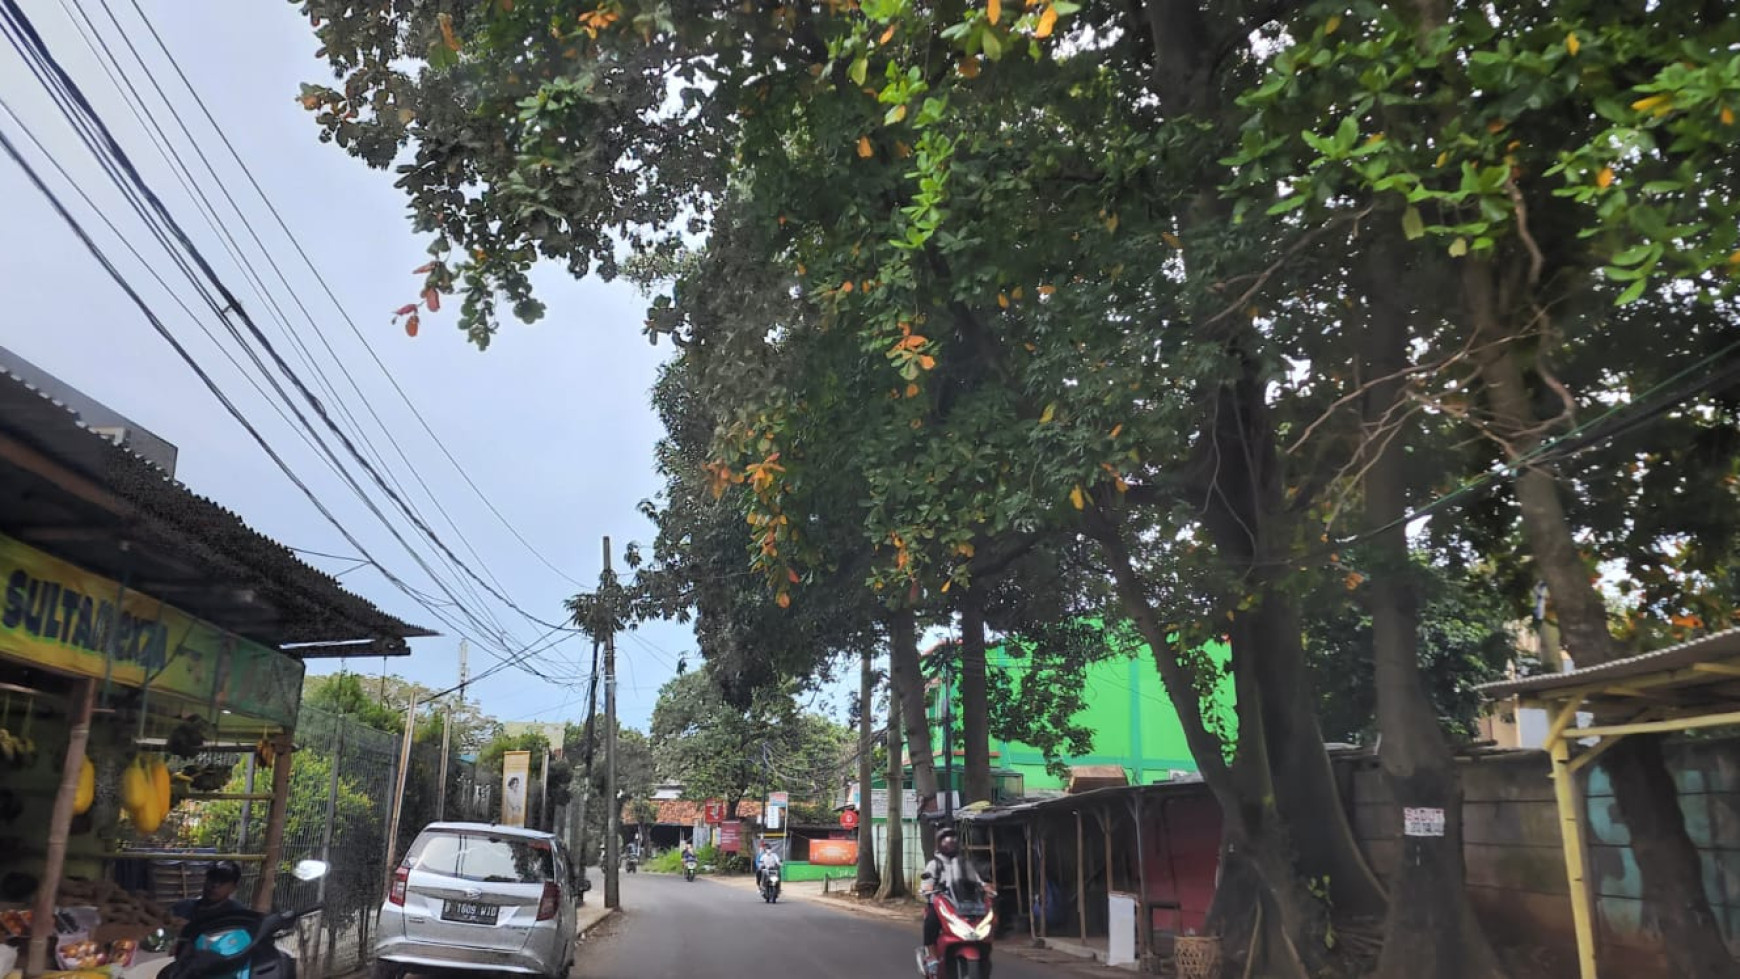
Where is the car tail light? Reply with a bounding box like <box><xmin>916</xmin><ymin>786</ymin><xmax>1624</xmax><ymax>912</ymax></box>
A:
<box><xmin>536</xmin><ymin>882</ymin><xmax>560</xmax><ymax>921</ymax></box>
<box><xmin>388</xmin><ymin>866</ymin><xmax>408</xmax><ymax>906</ymax></box>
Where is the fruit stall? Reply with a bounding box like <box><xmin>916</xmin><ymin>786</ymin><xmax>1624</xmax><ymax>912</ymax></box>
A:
<box><xmin>0</xmin><ymin>366</ymin><xmax>430</xmax><ymax>977</ymax></box>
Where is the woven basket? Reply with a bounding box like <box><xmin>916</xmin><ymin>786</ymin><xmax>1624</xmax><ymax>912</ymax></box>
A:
<box><xmin>1173</xmin><ymin>935</ymin><xmax>1222</xmax><ymax>979</ymax></box>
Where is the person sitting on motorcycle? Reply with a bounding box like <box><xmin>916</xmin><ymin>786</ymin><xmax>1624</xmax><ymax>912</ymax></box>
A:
<box><xmin>171</xmin><ymin>861</ymin><xmax>247</xmax><ymax>954</ymax></box>
<box><xmin>920</xmin><ymin>829</ymin><xmax>989</xmax><ymax>956</ymax></box>
<box><xmin>754</xmin><ymin>841</ymin><xmax>782</xmax><ymax>888</ymax></box>
<box><xmin>681</xmin><ymin>843</ymin><xmax>697</xmax><ymax>864</ymax></box>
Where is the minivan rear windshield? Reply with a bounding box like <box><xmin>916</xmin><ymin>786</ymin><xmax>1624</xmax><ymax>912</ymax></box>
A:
<box><xmin>407</xmin><ymin>831</ymin><xmax>554</xmax><ymax>884</ymax></box>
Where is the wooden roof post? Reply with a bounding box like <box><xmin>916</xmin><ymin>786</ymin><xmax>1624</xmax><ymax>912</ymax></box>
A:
<box><xmin>26</xmin><ymin>678</ymin><xmax>96</xmax><ymax>976</ymax></box>
<box><xmin>253</xmin><ymin>732</ymin><xmax>295</xmax><ymax>911</ymax></box>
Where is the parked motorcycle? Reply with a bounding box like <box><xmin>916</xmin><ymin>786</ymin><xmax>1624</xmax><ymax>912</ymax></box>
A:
<box><xmin>759</xmin><ymin>869</ymin><xmax>780</xmax><ymax>904</ymax></box>
<box><xmin>159</xmin><ymin>860</ymin><xmax>328</xmax><ymax>979</ymax></box>
<box><xmin>916</xmin><ymin>881</ymin><xmax>995</xmax><ymax>979</ymax></box>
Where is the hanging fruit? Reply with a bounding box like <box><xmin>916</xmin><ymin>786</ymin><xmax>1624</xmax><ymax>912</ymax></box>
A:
<box><xmin>150</xmin><ymin>756</ymin><xmax>172</xmax><ymax>821</ymax></box>
<box><xmin>73</xmin><ymin>757</ymin><xmax>94</xmax><ymax>815</ymax></box>
<box><xmin>120</xmin><ymin>756</ymin><xmax>150</xmax><ymax>814</ymax></box>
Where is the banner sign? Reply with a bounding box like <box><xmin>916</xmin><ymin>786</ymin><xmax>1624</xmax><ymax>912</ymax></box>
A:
<box><xmin>703</xmin><ymin>800</ymin><xmax>725</xmax><ymax>825</ymax></box>
<box><xmin>502</xmin><ymin>751</ymin><xmax>532</xmax><ymax>827</ymax></box>
<box><xmin>0</xmin><ymin>533</ymin><xmax>304</xmax><ymax>727</ymax></box>
<box><xmin>808</xmin><ymin>839</ymin><xmax>858</xmax><ymax>866</ymax></box>
<box><xmin>719</xmin><ymin>820</ymin><xmax>743</xmax><ymax>853</ymax></box>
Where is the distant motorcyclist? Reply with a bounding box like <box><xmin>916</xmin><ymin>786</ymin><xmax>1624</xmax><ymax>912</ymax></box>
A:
<box><xmin>920</xmin><ymin>829</ymin><xmax>989</xmax><ymax>956</ymax></box>
<box><xmin>754</xmin><ymin>841</ymin><xmax>782</xmax><ymax>887</ymax></box>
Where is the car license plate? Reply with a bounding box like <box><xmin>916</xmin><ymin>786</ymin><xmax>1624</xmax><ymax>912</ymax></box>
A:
<box><xmin>442</xmin><ymin>901</ymin><xmax>498</xmax><ymax>925</ymax></box>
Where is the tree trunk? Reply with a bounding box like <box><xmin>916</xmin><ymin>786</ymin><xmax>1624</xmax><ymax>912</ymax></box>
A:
<box><xmin>1362</xmin><ymin>251</ymin><xmax>1505</xmax><ymax>979</ymax></box>
<box><xmin>1190</xmin><ymin>359</ymin><xmax>1389</xmax><ymax>919</ymax></box>
<box><xmin>878</xmin><ymin>678</ymin><xmax>909</xmax><ymax>900</ymax></box>
<box><xmin>857</xmin><ymin>645</ymin><xmax>882</xmax><ymax>896</ymax></box>
<box><xmin>890</xmin><ymin>606</ymin><xmax>940</xmax><ymax>856</ymax></box>
<box><xmin>1467</xmin><ymin>261</ymin><xmax>1732</xmax><ymax>978</ymax></box>
<box><xmin>959</xmin><ymin>591</ymin><xmax>994</xmax><ymax>804</ymax></box>
<box><xmin>1092</xmin><ymin>509</ymin><xmax>1329</xmax><ymax>979</ymax></box>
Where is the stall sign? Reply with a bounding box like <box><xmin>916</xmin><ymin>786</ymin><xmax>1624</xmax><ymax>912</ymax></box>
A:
<box><xmin>703</xmin><ymin>800</ymin><xmax>725</xmax><ymax>824</ymax></box>
<box><xmin>0</xmin><ymin>533</ymin><xmax>304</xmax><ymax>727</ymax></box>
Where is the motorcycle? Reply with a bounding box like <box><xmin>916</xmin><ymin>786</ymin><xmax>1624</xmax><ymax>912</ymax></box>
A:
<box><xmin>682</xmin><ymin>855</ymin><xmax>697</xmax><ymax>882</ymax></box>
<box><xmin>624</xmin><ymin>853</ymin><xmax>638</xmax><ymax>874</ymax></box>
<box><xmin>916</xmin><ymin>881</ymin><xmax>995</xmax><ymax>979</ymax></box>
<box><xmin>158</xmin><ymin>860</ymin><xmax>329</xmax><ymax>979</ymax></box>
<box><xmin>759</xmin><ymin>869</ymin><xmax>780</xmax><ymax>904</ymax></box>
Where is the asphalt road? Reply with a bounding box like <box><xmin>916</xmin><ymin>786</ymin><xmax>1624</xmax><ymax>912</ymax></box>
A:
<box><xmin>575</xmin><ymin>873</ymin><xmax>1066</xmax><ymax>979</ymax></box>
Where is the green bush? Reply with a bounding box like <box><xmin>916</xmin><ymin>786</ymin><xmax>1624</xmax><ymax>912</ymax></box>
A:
<box><xmin>648</xmin><ymin>844</ymin><xmax>723</xmax><ymax>874</ymax></box>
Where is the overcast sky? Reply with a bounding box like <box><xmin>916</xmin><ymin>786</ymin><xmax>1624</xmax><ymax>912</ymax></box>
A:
<box><xmin>0</xmin><ymin>0</ymin><xmax>701</xmax><ymax>728</ymax></box>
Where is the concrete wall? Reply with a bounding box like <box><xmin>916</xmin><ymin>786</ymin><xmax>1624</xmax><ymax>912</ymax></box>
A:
<box><xmin>1347</xmin><ymin>738</ymin><xmax>1740</xmax><ymax>976</ymax></box>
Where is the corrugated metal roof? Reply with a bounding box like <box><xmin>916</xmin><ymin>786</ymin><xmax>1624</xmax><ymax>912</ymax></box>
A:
<box><xmin>1476</xmin><ymin>627</ymin><xmax>1740</xmax><ymax>699</ymax></box>
<box><xmin>0</xmin><ymin>366</ymin><xmax>432</xmax><ymax>651</ymax></box>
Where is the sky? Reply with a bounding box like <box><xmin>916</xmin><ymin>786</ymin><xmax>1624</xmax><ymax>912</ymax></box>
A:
<box><xmin>0</xmin><ymin>0</ymin><xmax>700</xmax><ymax>729</ymax></box>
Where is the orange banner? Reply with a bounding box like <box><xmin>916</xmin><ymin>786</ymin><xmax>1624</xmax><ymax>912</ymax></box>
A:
<box><xmin>808</xmin><ymin>839</ymin><xmax>858</xmax><ymax>866</ymax></box>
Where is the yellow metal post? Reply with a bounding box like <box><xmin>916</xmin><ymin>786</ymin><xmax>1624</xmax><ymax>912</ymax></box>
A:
<box><xmin>1549</xmin><ymin>734</ymin><xmax>1598</xmax><ymax>979</ymax></box>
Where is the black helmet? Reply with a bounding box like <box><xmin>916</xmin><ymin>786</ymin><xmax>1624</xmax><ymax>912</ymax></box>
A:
<box><xmin>207</xmin><ymin>861</ymin><xmax>243</xmax><ymax>884</ymax></box>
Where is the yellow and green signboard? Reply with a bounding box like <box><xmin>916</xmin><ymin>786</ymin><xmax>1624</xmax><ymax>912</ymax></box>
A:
<box><xmin>0</xmin><ymin>532</ymin><xmax>303</xmax><ymax>727</ymax></box>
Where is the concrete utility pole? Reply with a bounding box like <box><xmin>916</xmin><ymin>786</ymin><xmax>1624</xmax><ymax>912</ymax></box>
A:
<box><xmin>602</xmin><ymin>537</ymin><xmax>621</xmax><ymax>909</ymax></box>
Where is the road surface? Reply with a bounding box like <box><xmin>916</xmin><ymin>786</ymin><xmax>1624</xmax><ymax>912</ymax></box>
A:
<box><xmin>575</xmin><ymin>872</ymin><xmax>1071</xmax><ymax>979</ymax></box>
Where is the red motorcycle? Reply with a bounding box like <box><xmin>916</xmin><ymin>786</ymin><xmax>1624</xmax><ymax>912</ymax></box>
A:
<box><xmin>916</xmin><ymin>881</ymin><xmax>995</xmax><ymax>979</ymax></box>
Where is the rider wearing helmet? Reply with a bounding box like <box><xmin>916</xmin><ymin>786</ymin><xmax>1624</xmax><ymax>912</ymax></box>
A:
<box><xmin>920</xmin><ymin>829</ymin><xmax>987</xmax><ymax>952</ymax></box>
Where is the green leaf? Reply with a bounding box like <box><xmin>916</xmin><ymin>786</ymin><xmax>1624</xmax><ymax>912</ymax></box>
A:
<box><xmin>1402</xmin><ymin>206</ymin><xmax>1426</xmax><ymax>240</ymax></box>
<box><xmin>1615</xmin><ymin>277</ymin><xmax>1649</xmax><ymax>304</ymax></box>
<box><xmin>1448</xmin><ymin>237</ymin><xmax>1468</xmax><ymax>257</ymax></box>
<box><xmin>849</xmin><ymin>56</ymin><xmax>868</xmax><ymax>86</ymax></box>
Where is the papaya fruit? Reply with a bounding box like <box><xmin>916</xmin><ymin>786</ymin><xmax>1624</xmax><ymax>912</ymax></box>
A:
<box><xmin>150</xmin><ymin>756</ymin><xmax>171</xmax><ymax>821</ymax></box>
<box><xmin>120</xmin><ymin>757</ymin><xmax>149</xmax><ymax>813</ymax></box>
<box><xmin>73</xmin><ymin>757</ymin><xmax>94</xmax><ymax>815</ymax></box>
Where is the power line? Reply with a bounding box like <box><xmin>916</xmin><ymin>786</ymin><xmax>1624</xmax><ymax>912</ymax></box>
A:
<box><xmin>0</xmin><ymin>0</ymin><xmax>581</xmax><ymax>652</ymax></box>
<box><xmin>0</xmin><ymin>78</ymin><xmax>570</xmax><ymax>692</ymax></box>
<box><xmin>113</xmin><ymin>0</ymin><xmax>589</xmax><ymax>591</ymax></box>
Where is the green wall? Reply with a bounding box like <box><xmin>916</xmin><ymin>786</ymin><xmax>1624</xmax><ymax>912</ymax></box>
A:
<box><xmin>929</xmin><ymin>634</ymin><xmax>1234</xmax><ymax>792</ymax></box>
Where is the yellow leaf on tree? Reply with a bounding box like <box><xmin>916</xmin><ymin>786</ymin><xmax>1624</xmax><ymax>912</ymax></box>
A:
<box><xmin>1110</xmin><ymin>424</ymin><xmax>1123</xmax><ymax>438</ymax></box>
<box><xmin>1596</xmin><ymin>166</ymin><xmax>1614</xmax><ymax>188</ymax></box>
<box><xmin>1161</xmin><ymin>232</ymin><xmax>1183</xmax><ymax>249</ymax></box>
<box><xmin>1039</xmin><ymin>402</ymin><xmax>1057</xmax><ymax>424</ymax></box>
<box><xmin>840</xmin><ymin>280</ymin><xmax>855</xmax><ymax>293</ymax></box>
<box><xmin>858</xmin><ymin>136</ymin><xmax>874</xmax><ymax>158</ymax></box>
<box><xmin>776</xmin><ymin>591</ymin><xmax>792</xmax><ymax>609</ymax></box>
<box><xmin>1565</xmin><ymin>32</ymin><xmax>1580</xmax><ymax>56</ymax></box>
<box><xmin>1434</xmin><ymin>150</ymin><xmax>1449</xmax><ymax>167</ymax></box>
<box><xmin>987</xmin><ymin>0</ymin><xmax>1002</xmax><ymax>25</ymax></box>
<box><xmin>1325</xmin><ymin>14</ymin><xmax>1342</xmax><ymax>35</ymax></box>
<box><xmin>1344</xmin><ymin>572</ymin><xmax>1365</xmax><ymax>591</ymax></box>
<box><xmin>1037</xmin><ymin>284</ymin><xmax>1056</xmax><ymax>296</ymax></box>
<box><xmin>1069</xmin><ymin>485</ymin><xmax>1085</xmax><ymax>510</ymax></box>
<box><xmin>437</xmin><ymin>12</ymin><xmax>460</xmax><ymax>51</ymax></box>
<box><xmin>917</xmin><ymin>355</ymin><xmax>937</xmax><ymax>371</ymax></box>
<box><xmin>997</xmin><ymin>292</ymin><xmax>1010</xmax><ymax>309</ymax></box>
<box><xmin>941</xmin><ymin>580</ymin><xmax>952</xmax><ymax>593</ymax></box>
<box><xmin>880</xmin><ymin>24</ymin><xmax>896</xmax><ymax>44</ymax></box>
<box><xmin>1035</xmin><ymin>4</ymin><xmax>1058</xmax><ymax>38</ymax></box>
<box><xmin>960</xmin><ymin>57</ymin><xmax>981</xmax><ymax>79</ymax></box>
<box><xmin>1728</xmin><ymin>250</ymin><xmax>1740</xmax><ymax>265</ymax></box>
<box><xmin>906</xmin><ymin>383</ymin><xmax>920</xmax><ymax>398</ymax></box>
<box><xmin>1722</xmin><ymin>106</ymin><xmax>1735</xmax><ymax>126</ymax></box>
<box><xmin>1631</xmin><ymin>94</ymin><xmax>1671</xmax><ymax>113</ymax></box>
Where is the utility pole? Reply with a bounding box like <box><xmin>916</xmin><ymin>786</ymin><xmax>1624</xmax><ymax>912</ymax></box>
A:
<box><xmin>602</xmin><ymin>537</ymin><xmax>621</xmax><ymax>910</ymax></box>
<box><xmin>941</xmin><ymin>649</ymin><xmax>954</xmax><ymax>821</ymax></box>
<box><xmin>384</xmin><ymin>693</ymin><xmax>418</xmax><ymax>884</ymax></box>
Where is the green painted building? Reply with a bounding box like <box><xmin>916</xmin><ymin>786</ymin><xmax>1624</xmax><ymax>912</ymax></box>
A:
<box><xmin>924</xmin><ymin>634</ymin><xmax>1235</xmax><ymax>792</ymax></box>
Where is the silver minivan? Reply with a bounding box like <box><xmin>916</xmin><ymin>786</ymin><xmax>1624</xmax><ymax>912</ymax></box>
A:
<box><xmin>374</xmin><ymin>822</ymin><xmax>578</xmax><ymax>979</ymax></box>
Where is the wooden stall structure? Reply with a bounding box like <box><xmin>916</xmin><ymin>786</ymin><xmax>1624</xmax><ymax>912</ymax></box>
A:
<box><xmin>0</xmin><ymin>365</ymin><xmax>431</xmax><ymax>974</ymax></box>
<box><xmin>1476</xmin><ymin>627</ymin><xmax>1740</xmax><ymax>979</ymax></box>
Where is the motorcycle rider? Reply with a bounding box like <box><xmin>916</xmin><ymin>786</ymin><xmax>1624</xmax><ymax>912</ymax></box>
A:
<box><xmin>681</xmin><ymin>842</ymin><xmax>698</xmax><ymax>878</ymax></box>
<box><xmin>919</xmin><ymin>829</ymin><xmax>989</xmax><ymax>963</ymax></box>
<box><xmin>754</xmin><ymin>841</ymin><xmax>782</xmax><ymax>891</ymax></box>
<box><xmin>170</xmin><ymin>861</ymin><xmax>247</xmax><ymax>954</ymax></box>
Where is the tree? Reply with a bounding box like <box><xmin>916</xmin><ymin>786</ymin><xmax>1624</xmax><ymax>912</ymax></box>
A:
<box><xmin>648</xmin><ymin>669</ymin><xmax>845</xmax><ymax>817</ymax></box>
